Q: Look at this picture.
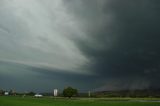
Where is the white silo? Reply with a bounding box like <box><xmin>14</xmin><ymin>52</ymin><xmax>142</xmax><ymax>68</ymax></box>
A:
<box><xmin>54</xmin><ymin>89</ymin><xmax>58</xmax><ymax>97</ymax></box>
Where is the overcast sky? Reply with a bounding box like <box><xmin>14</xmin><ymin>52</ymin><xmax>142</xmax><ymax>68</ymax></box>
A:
<box><xmin>0</xmin><ymin>0</ymin><xmax>160</xmax><ymax>92</ymax></box>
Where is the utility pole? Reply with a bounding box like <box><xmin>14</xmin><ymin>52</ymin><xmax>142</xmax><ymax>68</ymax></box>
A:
<box><xmin>88</xmin><ymin>91</ymin><xmax>91</xmax><ymax>97</ymax></box>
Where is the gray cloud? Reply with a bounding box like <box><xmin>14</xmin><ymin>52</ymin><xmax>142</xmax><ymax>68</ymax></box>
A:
<box><xmin>63</xmin><ymin>0</ymin><xmax>160</xmax><ymax>89</ymax></box>
<box><xmin>0</xmin><ymin>0</ymin><xmax>90</xmax><ymax>74</ymax></box>
<box><xmin>0</xmin><ymin>60</ymin><xmax>97</xmax><ymax>92</ymax></box>
<box><xmin>0</xmin><ymin>0</ymin><xmax>160</xmax><ymax>91</ymax></box>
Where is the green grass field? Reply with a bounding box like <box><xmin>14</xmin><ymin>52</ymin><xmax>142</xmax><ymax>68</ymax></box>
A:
<box><xmin>0</xmin><ymin>96</ymin><xmax>160</xmax><ymax>106</ymax></box>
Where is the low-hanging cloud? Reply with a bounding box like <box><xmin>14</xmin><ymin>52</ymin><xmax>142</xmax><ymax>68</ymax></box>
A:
<box><xmin>0</xmin><ymin>0</ymin><xmax>160</xmax><ymax>91</ymax></box>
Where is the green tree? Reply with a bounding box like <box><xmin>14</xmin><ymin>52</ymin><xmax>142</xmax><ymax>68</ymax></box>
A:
<box><xmin>8</xmin><ymin>90</ymin><xmax>16</xmax><ymax>96</ymax></box>
<box><xmin>27</xmin><ymin>92</ymin><xmax>35</xmax><ymax>96</ymax></box>
<box><xmin>9</xmin><ymin>90</ymin><xmax>13</xmax><ymax>95</ymax></box>
<box><xmin>63</xmin><ymin>87</ymin><xmax>78</xmax><ymax>98</ymax></box>
<box><xmin>0</xmin><ymin>90</ymin><xmax>4</xmax><ymax>95</ymax></box>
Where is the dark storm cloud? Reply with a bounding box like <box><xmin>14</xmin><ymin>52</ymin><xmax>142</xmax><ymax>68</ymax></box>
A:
<box><xmin>1</xmin><ymin>0</ymin><xmax>160</xmax><ymax>92</ymax></box>
<box><xmin>63</xmin><ymin>0</ymin><xmax>160</xmax><ymax>90</ymax></box>
<box><xmin>0</xmin><ymin>60</ymin><xmax>97</xmax><ymax>92</ymax></box>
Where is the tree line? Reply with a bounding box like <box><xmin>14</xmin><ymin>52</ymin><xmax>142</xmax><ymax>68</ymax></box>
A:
<box><xmin>2</xmin><ymin>87</ymin><xmax>159</xmax><ymax>98</ymax></box>
<box><xmin>0</xmin><ymin>86</ymin><xmax>78</xmax><ymax>98</ymax></box>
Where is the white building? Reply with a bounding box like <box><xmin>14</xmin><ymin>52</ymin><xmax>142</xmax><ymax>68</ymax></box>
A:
<box><xmin>34</xmin><ymin>94</ymin><xmax>43</xmax><ymax>97</ymax></box>
<box><xmin>4</xmin><ymin>92</ymin><xmax>9</xmax><ymax>96</ymax></box>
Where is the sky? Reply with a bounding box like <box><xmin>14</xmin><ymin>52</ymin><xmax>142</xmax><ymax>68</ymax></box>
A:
<box><xmin>0</xmin><ymin>0</ymin><xmax>160</xmax><ymax>92</ymax></box>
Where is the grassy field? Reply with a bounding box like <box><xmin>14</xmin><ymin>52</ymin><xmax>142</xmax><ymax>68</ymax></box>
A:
<box><xmin>0</xmin><ymin>96</ymin><xmax>160</xmax><ymax>106</ymax></box>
